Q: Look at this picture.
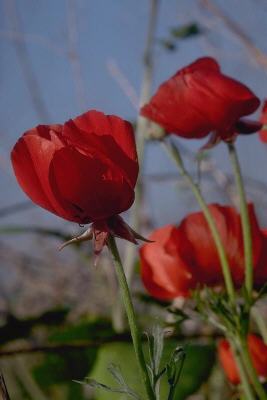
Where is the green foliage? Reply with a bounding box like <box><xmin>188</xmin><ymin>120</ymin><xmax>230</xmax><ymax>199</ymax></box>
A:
<box><xmin>32</xmin><ymin>318</ymin><xmax>115</xmax><ymax>397</ymax></box>
<box><xmin>158</xmin><ymin>22</ymin><xmax>202</xmax><ymax>52</ymax></box>
<box><xmin>170</xmin><ymin>23</ymin><xmax>202</xmax><ymax>39</ymax></box>
<box><xmin>0</xmin><ymin>308</ymin><xmax>69</xmax><ymax>345</ymax></box>
<box><xmin>77</xmin><ymin>364</ymin><xmax>141</xmax><ymax>399</ymax></box>
<box><xmin>49</xmin><ymin>318</ymin><xmax>114</xmax><ymax>342</ymax></box>
<box><xmin>90</xmin><ymin>341</ymin><xmax>215</xmax><ymax>400</ymax></box>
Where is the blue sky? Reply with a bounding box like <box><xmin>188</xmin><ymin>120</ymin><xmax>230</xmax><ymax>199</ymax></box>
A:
<box><xmin>1</xmin><ymin>0</ymin><xmax>267</xmax><ymax>243</ymax></box>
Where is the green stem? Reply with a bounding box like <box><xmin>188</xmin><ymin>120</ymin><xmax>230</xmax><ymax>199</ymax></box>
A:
<box><xmin>227</xmin><ymin>143</ymin><xmax>253</xmax><ymax>303</ymax></box>
<box><xmin>107</xmin><ymin>236</ymin><xmax>155</xmax><ymax>400</ymax></box>
<box><xmin>239</xmin><ymin>337</ymin><xmax>267</xmax><ymax>400</ymax></box>
<box><xmin>230</xmin><ymin>340</ymin><xmax>256</xmax><ymax>400</ymax></box>
<box><xmin>163</xmin><ymin>140</ymin><xmax>235</xmax><ymax>303</ymax></box>
<box><xmin>252</xmin><ymin>307</ymin><xmax>267</xmax><ymax>344</ymax></box>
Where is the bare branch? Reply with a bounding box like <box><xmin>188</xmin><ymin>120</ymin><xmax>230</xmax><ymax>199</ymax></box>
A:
<box><xmin>107</xmin><ymin>59</ymin><xmax>139</xmax><ymax>110</ymax></box>
<box><xmin>0</xmin><ymin>29</ymin><xmax>67</xmax><ymax>57</ymax></box>
<box><xmin>4</xmin><ymin>0</ymin><xmax>50</xmax><ymax>121</ymax></box>
<box><xmin>112</xmin><ymin>0</ymin><xmax>159</xmax><ymax>332</ymax></box>
<box><xmin>67</xmin><ymin>0</ymin><xmax>87</xmax><ymax>109</ymax></box>
<box><xmin>200</xmin><ymin>0</ymin><xmax>267</xmax><ymax>71</ymax></box>
<box><xmin>0</xmin><ymin>332</ymin><xmax>222</xmax><ymax>358</ymax></box>
<box><xmin>0</xmin><ymin>373</ymin><xmax>10</xmax><ymax>400</ymax></box>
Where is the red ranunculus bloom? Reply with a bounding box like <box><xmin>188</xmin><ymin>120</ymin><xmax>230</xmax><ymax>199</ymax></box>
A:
<box><xmin>259</xmin><ymin>100</ymin><xmax>267</xmax><ymax>142</ymax></box>
<box><xmin>11</xmin><ymin>110</ymin><xmax>141</xmax><ymax>253</ymax></box>
<box><xmin>218</xmin><ymin>335</ymin><xmax>267</xmax><ymax>384</ymax></box>
<box><xmin>140</xmin><ymin>204</ymin><xmax>267</xmax><ymax>300</ymax></box>
<box><xmin>141</xmin><ymin>57</ymin><xmax>261</xmax><ymax>143</ymax></box>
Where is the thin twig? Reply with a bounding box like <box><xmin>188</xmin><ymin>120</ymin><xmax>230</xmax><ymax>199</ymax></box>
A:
<box><xmin>0</xmin><ymin>29</ymin><xmax>67</xmax><ymax>56</ymax></box>
<box><xmin>107</xmin><ymin>58</ymin><xmax>139</xmax><ymax>109</ymax></box>
<box><xmin>124</xmin><ymin>0</ymin><xmax>159</xmax><ymax>285</ymax></box>
<box><xmin>200</xmin><ymin>0</ymin><xmax>267</xmax><ymax>71</ymax></box>
<box><xmin>0</xmin><ymin>332</ymin><xmax>223</xmax><ymax>358</ymax></box>
<box><xmin>67</xmin><ymin>0</ymin><xmax>87</xmax><ymax>109</ymax></box>
<box><xmin>112</xmin><ymin>0</ymin><xmax>159</xmax><ymax>332</ymax></box>
<box><xmin>0</xmin><ymin>373</ymin><xmax>10</xmax><ymax>400</ymax></box>
<box><xmin>4</xmin><ymin>0</ymin><xmax>50</xmax><ymax>120</ymax></box>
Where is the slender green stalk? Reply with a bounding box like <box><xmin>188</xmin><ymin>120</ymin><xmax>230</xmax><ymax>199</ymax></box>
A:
<box><xmin>114</xmin><ymin>0</ymin><xmax>159</xmax><ymax>332</ymax></box>
<box><xmin>230</xmin><ymin>340</ymin><xmax>256</xmax><ymax>400</ymax></box>
<box><xmin>163</xmin><ymin>140</ymin><xmax>235</xmax><ymax>303</ymax></box>
<box><xmin>252</xmin><ymin>307</ymin><xmax>267</xmax><ymax>344</ymax></box>
<box><xmin>239</xmin><ymin>337</ymin><xmax>267</xmax><ymax>400</ymax></box>
<box><xmin>107</xmin><ymin>236</ymin><xmax>155</xmax><ymax>400</ymax></box>
<box><xmin>227</xmin><ymin>143</ymin><xmax>253</xmax><ymax>303</ymax></box>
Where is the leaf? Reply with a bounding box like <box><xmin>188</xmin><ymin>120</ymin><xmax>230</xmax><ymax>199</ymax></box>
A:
<box><xmin>49</xmin><ymin>318</ymin><xmax>114</xmax><ymax>342</ymax></box>
<box><xmin>32</xmin><ymin>318</ymin><xmax>114</xmax><ymax>389</ymax></box>
<box><xmin>151</xmin><ymin>326</ymin><xmax>164</xmax><ymax>374</ymax></box>
<box><xmin>170</xmin><ymin>23</ymin><xmax>202</xmax><ymax>39</ymax></box>
<box><xmin>76</xmin><ymin>366</ymin><xmax>141</xmax><ymax>399</ymax></box>
<box><xmin>255</xmin><ymin>282</ymin><xmax>267</xmax><ymax>301</ymax></box>
<box><xmin>157</xmin><ymin>39</ymin><xmax>176</xmax><ymax>51</ymax></box>
<box><xmin>91</xmin><ymin>341</ymin><xmax>215</xmax><ymax>400</ymax></box>
<box><xmin>0</xmin><ymin>308</ymin><xmax>69</xmax><ymax>345</ymax></box>
<box><xmin>167</xmin><ymin>308</ymin><xmax>188</xmax><ymax>325</ymax></box>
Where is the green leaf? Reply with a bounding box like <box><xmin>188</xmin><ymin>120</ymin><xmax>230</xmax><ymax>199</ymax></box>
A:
<box><xmin>170</xmin><ymin>23</ymin><xmax>202</xmax><ymax>39</ymax></box>
<box><xmin>255</xmin><ymin>282</ymin><xmax>267</xmax><ymax>301</ymax></box>
<box><xmin>49</xmin><ymin>318</ymin><xmax>114</xmax><ymax>342</ymax></box>
<box><xmin>90</xmin><ymin>341</ymin><xmax>215</xmax><ymax>400</ymax></box>
<box><xmin>157</xmin><ymin>39</ymin><xmax>176</xmax><ymax>51</ymax></box>
<box><xmin>33</xmin><ymin>347</ymin><xmax>98</xmax><ymax>387</ymax></box>
<box><xmin>0</xmin><ymin>308</ymin><xmax>69</xmax><ymax>345</ymax></box>
<box><xmin>32</xmin><ymin>318</ymin><xmax>114</xmax><ymax>390</ymax></box>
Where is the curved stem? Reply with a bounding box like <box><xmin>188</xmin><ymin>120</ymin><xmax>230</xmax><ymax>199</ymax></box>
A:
<box><xmin>107</xmin><ymin>236</ymin><xmax>155</xmax><ymax>400</ymax></box>
<box><xmin>230</xmin><ymin>340</ymin><xmax>256</xmax><ymax>400</ymax></box>
<box><xmin>252</xmin><ymin>307</ymin><xmax>267</xmax><ymax>344</ymax></box>
<box><xmin>163</xmin><ymin>140</ymin><xmax>235</xmax><ymax>303</ymax></box>
<box><xmin>239</xmin><ymin>336</ymin><xmax>267</xmax><ymax>400</ymax></box>
<box><xmin>227</xmin><ymin>143</ymin><xmax>253</xmax><ymax>303</ymax></box>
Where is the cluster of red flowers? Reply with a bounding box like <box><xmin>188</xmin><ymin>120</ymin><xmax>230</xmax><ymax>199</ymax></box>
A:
<box><xmin>140</xmin><ymin>204</ymin><xmax>267</xmax><ymax>299</ymax></box>
<box><xmin>218</xmin><ymin>335</ymin><xmax>267</xmax><ymax>384</ymax></box>
<box><xmin>11</xmin><ymin>57</ymin><xmax>267</xmax><ymax>385</ymax></box>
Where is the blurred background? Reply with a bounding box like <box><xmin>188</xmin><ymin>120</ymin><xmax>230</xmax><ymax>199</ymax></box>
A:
<box><xmin>1</xmin><ymin>0</ymin><xmax>267</xmax><ymax>398</ymax></box>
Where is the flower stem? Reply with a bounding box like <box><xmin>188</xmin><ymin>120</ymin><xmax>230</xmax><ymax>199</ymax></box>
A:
<box><xmin>227</xmin><ymin>143</ymin><xmax>253</xmax><ymax>303</ymax></box>
<box><xmin>163</xmin><ymin>140</ymin><xmax>235</xmax><ymax>303</ymax></box>
<box><xmin>252</xmin><ymin>307</ymin><xmax>267</xmax><ymax>344</ymax></box>
<box><xmin>107</xmin><ymin>235</ymin><xmax>155</xmax><ymax>400</ymax></box>
<box><xmin>239</xmin><ymin>336</ymin><xmax>267</xmax><ymax>400</ymax></box>
<box><xmin>230</xmin><ymin>340</ymin><xmax>256</xmax><ymax>400</ymax></box>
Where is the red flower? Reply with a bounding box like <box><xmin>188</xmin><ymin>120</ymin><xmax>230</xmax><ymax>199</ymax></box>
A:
<box><xmin>140</xmin><ymin>204</ymin><xmax>267</xmax><ymax>300</ymax></box>
<box><xmin>140</xmin><ymin>225</ymin><xmax>195</xmax><ymax>299</ymax></box>
<box><xmin>259</xmin><ymin>100</ymin><xmax>267</xmax><ymax>142</ymax></box>
<box><xmin>218</xmin><ymin>335</ymin><xmax>267</xmax><ymax>384</ymax></box>
<box><xmin>141</xmin><ymin>57</ymin><xmax>260</xmax><ymax>142</ymax></box>
<box><xmin>11</xmin><ymin>110</ymin><xmax>141</xmax><ymax>253</ymax></box>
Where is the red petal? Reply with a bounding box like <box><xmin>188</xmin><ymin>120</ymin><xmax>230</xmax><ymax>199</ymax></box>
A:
<box><xmin>235</xmin><ymin>118</ymin><xmax>262</xmax><ymax>134</ymax></box>
<box><xmin>259</xmin><ymin>100</ymin><xmax>267</xmax><ymax>143</ymax></box>
<box><xmin>248</xmin><ymin>335</ymin><xmax>267</xmax><ymax>377</ymax></box>
<box><xmin>254</xmin><ymin>229</ymin><xmax>267</xmax><ymax>286</ymax></box>
<box><xmin>218</xmin><ymin>339</ymin><xmax>240</xmax><ymax>384</ymax></box>
<box><xmin>218</xmin><ymin>335</ymin><xmax>267</xmax><ymax>385</ymax></box>
<box><xmin>11</xmin><ymin>126</ymin><xmax>75</xmax><ymax>221</ymax></box>
<box><xmin>49</xmin><ymin>147</ymin><xmax>135</xmax><ymax>222</ymax></box>
<box><xmin>63</xmin><ymin>110</ymin><xmax>138</xmax><ymax>188</ymax></box>
<box><xmin>179</xmin><ymin>204</ymin><xmax>262</xmax><ymax>286</ymax></box>
<box><xmin>140</xmin><ymin>225</ymin><xmax>195</xmax><ymax>300</ymax></box>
